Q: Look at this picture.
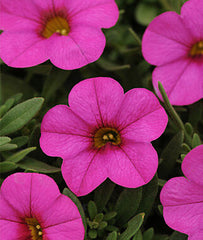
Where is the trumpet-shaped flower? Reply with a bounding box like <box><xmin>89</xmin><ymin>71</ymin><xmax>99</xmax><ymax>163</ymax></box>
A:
<box><xmin>142</xmin><ymin>0</ymin><xmax>203</xmax><ymax>105</ymax></box>
<box><xmin>0</xmin><ymin>173</ymin><xmax>85</xmax><ymax>240</ymax></box>
<box><xmin>0</xmin><ymin>0</ymin><xmax>119</xmax><ymax>69</ymax></box>
<box><xmin>40</xmin><ymin>77</ymin><xmax>168</xmax><ymax>196</ymax></box>
<box><xmin>160</xmin><ymin>145</ymin><xmax>203</xmax><ymax>240</ymax></box>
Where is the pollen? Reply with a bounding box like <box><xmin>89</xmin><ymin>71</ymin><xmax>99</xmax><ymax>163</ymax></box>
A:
<box><xmin>41</xmin><ymin>16</ymin><xmax>70</xmax><ymax>38</ymax></box>
<box><xmin>94</xmin><ymin>127</ymin><xmax>121</xmax><ymax>148</ymax></box>
<box><xmin>25</xmin><ymin>218</ymin><xmax>43</xmax><ymax>240</ymax></box>
<box><xmin>190</xmin><ymin>41</ymin><xmax>203</xmax><ymax>57</ymax></box>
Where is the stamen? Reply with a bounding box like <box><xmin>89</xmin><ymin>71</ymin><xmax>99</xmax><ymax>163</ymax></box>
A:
<box><xmin>25</xmin><ymin>218</ymin><xmax>43</xmax><ymax>240</ymax></box>
<box><xmin>42</xmin><ymin>16</ymin><xmax>70</xmax><ymax>38</ymax></box>
<box><xmin>38</xmin><ymin>231</ymin><xmax>43</xmax><ymax>236</ymax></box>
<box><xmin>94</xmin><ymin>127</ymin><xmax>121</xmax><ymax>148</ymax></box>
<box><xmin>190</xmin><ymin>41</ymin><xmax>203</xmax><ymax>57</ymax></box>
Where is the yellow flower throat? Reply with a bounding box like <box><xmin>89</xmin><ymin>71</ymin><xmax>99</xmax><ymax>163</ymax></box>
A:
<box><xmin>25</xmin><ymin>218</ymin><xmax>43</xmax><ymax>240</ymax></box>
<box><xmin>190</xmin><ymin>41</ymin><xmax>203</xmax><ymax>57</ymax></box>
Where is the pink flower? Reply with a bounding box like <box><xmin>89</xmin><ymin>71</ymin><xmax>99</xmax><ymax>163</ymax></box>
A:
<box><xmin>40</xmin><ymin>77</ymin><xmax>168</xmax><ymax>196</ymax></box>
<box><xmin>0</xmin><ymin>173</ymin><xmax>85</xmax><ymax>240</ymax></box>
<box><xmin>0</xmin><ymin>0</ymin><xmax>119</xmax><ymax>70</ymax></box>
<box><xmin>160</xmin><ymin>145</ymin><xmax>203</xmax><ymax>240</ymax></box>
<box><xmin>142</xmin><ymin>0</ymin><xmax>203</xmax><ymax>106</ymax></box>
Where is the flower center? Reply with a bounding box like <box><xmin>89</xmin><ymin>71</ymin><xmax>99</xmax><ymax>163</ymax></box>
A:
<box><xmin>190</xmin><ymin>41</ymin><xmax>203</xmax><ymax>57</ymax></box>
<box><xmin>25</xmin><ymin>218</ymin><xmax>43</xmax><ymax>240</ymax></box>
<box><xmin>94</xmin><ymin>127</ymin><xmax>121</xmax><ymax>148</ymax></box>
<box><xmin>41</xmin><ymin>16</ymin><xmax>70</xmax><ymax>38</ymax></box>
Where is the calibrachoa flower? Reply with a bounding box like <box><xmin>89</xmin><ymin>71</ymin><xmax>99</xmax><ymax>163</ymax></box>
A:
<box><xmin>40</xmin><ymin>77</ymin><xmax>168</xmax><ymax>196</ymax></box>
<box><xmin>142</xmin><ymin>0</ymin><xmax>203</xmax><ymax>106</ymax></box>
<box><xmin>0</xmin><ymin>0</ymin><xmax>119</xmax><ymax>70</ymax></box>
<box><xmin>160</xmin><ymin>145</ymin><xmax>203</xmax><ymax>240</ymax></box>
<box><xmin>0</xmin><ymin>173</ymin><xmax>85</xmax><ymax>240</ymax></box>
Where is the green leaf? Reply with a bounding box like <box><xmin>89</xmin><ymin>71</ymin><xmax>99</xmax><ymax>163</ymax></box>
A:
<box><xmin>10</xmin><ymin>136</ymin><xmax>29</xmax><ymax>148</ymax></box>
<box><xmin>0</xmin><ymin>136</ymin><xmax>11</xmax><ymax>146</ymax></box>
<box><xmin>0</xmin><ymin>98</ymin><xmax>15</xmax><ymax>117</ymax></box>
<box><xmin>17</xmin><ymin>157</ymin><xmax>61</xmax><ymax>173</ymax></box>
<box><xmin>63</xmin><ymin>188</ymin><xmax>87</xmax><ymax>235</ymax></box>
<box><xmin>0</xmin><ymin>97</ymin><xmax>44</xmax><ymax>136</ymax></box>
<box><xmin>88</xmin><ymin>229</ymin><xmax>97</xmax><ymax>239</ymax></box>
<box><xmin>94</xmin><ymin>179</ymin><xmax>115</xmax><ymax>212</ymax></box>
<box><xmin>192</xmin><ymin>133</ymin><xmax>202</xmax><ymax>148</ymax></box>
<box><xmin>103</xmin><ymin>212</ymin><xmax>117</xmax><ymax>221</ymax></box>
<box><xmin>94</xmin><ymin>213</ymin><xmax>104</xmax><ymax>223</ymax></box>
<box><xmin>0</xmin><ymin>143</ymin><xmax>18</xmax><ymax>151</ymax></box>
<box><xmin>143</xmin><ymin>228</ymin><xmax>154</xmax><ymax>240</ymax></box>
<box><xmin>6</xmin><ymin>147</ymin><xmax>36</xmax><ymax>163</ymax></box>
<box><xmin>115</xmin><ymin>187</ymin><xmax>142</xmax><ymax>226</ymax></box>
<box><xmin>107</xmin><ymin>231</ymin><xmax>117</xmax><ymax>240</ymax></box>
<box><xmin>0</xmin><ymin>161</ymin><xmax>17</xmax><ymax>173</ymax></box>
<box><xmin>132</xmin><ymin>230</ymin><xmax>142</xmax><ymax>240</ymax></box>
<box><xmin>159</xmin><ymin>131</ymin><xmax>184</xmax><ymax>178</ymax></box>
<box><xmin>119</xmin><ymin>213</ymin><xmax>145</xmax><ymax>240</ymax></box>
<box><xmin>88</xmin><ymin>201</ymin><xmax>98</xmax><ymax>220</ymax></box>
<box><xmin>98</xmin><ymin>221</ymin><xmax>107</xmax><ymax>230</ymax></box>
<box><xmin>135</xmin><ymin>3</ymin><xmax>159</xmax><ymax>26</ymax></box>
<box><xmin>169</xmin><ymin>231</ymin><xmax>187</xmax><ymax>240</ymax></box>
<box><xmin>137</xmin><ymin>175</ymin><xmax>158</xmax><ymax>220</ymax></box>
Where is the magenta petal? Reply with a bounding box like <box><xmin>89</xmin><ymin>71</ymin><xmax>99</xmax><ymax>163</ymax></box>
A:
<box><xmin>0</xmin><ymin>30</ymin><xmax>48</xmax><ymax>68</ymax></box>
<box><xmin>116</xmin><ymin>88</ymin><xmax>168</xmax><ymax>142</ymax></box>
<box><xmin>40</xmin><ymin>195</ymin><xmax>84</xmax><ymax>239</ymax></box>
<box><xmin>49</xmin><ymin>26</ymin><xmax>106</xmax><ymax>70</ymax></box>
<box><xmin>40</xmin><ymin>105</ymin><xmax>92</xmax><ymax>158</ymax></box>
<box><xmin>68</xmin><ymin>0</ymin><xmax>119</xmax><ymax>28</ymax></box>
<box><xmin>62</xmin><ymin>149</ymin><xmax>108</xmax><ymax>196</ymax></box>
<box><xmin>0</xmin><ymin>220</ymin><xmax>30</xmax><ymax>240</ymax></box>
<box><xmin>68</xmin><ymin>77</ymin><xmax>124</xmax><ymax>126</ymax></box>
<box><xmin>0</xmin><ymin>0</ymin><xmax>42</xmax><ymax>29</ymax></box>
<box><xmin>189</xmin><ymin>231</ymin><xmax>203</xmax><ymax>240</ymax></box>
<box><xmin>153</xmin><ymin>58</ymin><xmax>203</xmax><ymax>105</ymax></box>
<box><xmin>142</xmin><ymin>11</ymin><xmax>192</xmax><ymax>66</ymax></box>
<box><xmin>181</xmin><ymin>0</ymin><xmax>203</xmax><ymax>40</ymax></box>
<box><xmin>108</xmin><ymin>142</ymin><xmax>158</xmax><ymax>188</ymax></box>
<box><xmin>160</xmin><ymin>177</ymin><xmax>203</xmax><ymax>235</ymax></box>
<box><xmin>182</xmin><ymin>145</ymin><xmax>203</xmax><ymax>186</ymax></box>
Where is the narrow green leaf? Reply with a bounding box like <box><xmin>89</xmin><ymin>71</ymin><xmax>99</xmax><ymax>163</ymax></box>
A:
<box><xmin>94</xmin><ymin>179</ymin><xmax>115</xmax><ymax>212</ymax></box>
<box><xmin>132</xmin><ymin>230</ymin><xmax>143</xmax><ymax>240</ymax></box>
<box><xmin>159</xmin><ymin>131</ymin><xmax>184</xmax><ymax>178</ymax></box>
<box><xmin>0</xmin><ymin>143</ymin><xmax>18</xmax><ymax>151</ymax></box>
<box><xmin>63</xmin><ymin>188</ymin><xmax>87</xmax><ymax>236</ymax></box>
<box><xmin>185</xmin><ymin>122</ymin><xmax>193</xmax><ymax>136</ymax></box>
<box><xmin>169</xmin><ymin>231</ymin><xmax>187</xmax><ymax>240</ymax></box>
<box><xmin>103</xmin><ymin>212</ymin><xmax>117</xmax><ymax>221</ymax></box>
<box><xmin>17</xmin><ymin>157</ymin><xmax>61</xmax><ymax>173</ymax></box>
<box><xmin>0</xmin><ymin>136</ymin><xmax>11</xmax><ymax>146</ymax></box>
<box><xmin>98</xmin><ymin>221</ymin><xmax>107</xmax><ymax>230</ymax></box>
<box><xmin>94</xmin><ymin>213</ymin><xmax>103</xmax><ymax>223</ymax></box>
<box><xmin>0</xmin><ymin>97</ymin><xmax>44</xmax><ymax>136</ymax></box>
<box><xmin>119</xmin><ymin>213</ymin><xmax>145</xmax><ymax>240</ymax></box>
<box><xmin>0</xmin><ymin>161</ymin><xmax>17</xmax><ymax>173</ymax></box>
<box><xmin>0</xmin><ymin>98</ymin><xmax>15</xmax><ymax>117</ymax></box>
<box><xmin>88</xmin><ymin>201</ymin><xmax>98</xmax><ymax>220</ymax></box>
<box><xmin>143</xmin><ymin>228</ymin><xmax>154</xmax><ymax>240</ymax></box>
<box><xmin>106</xmin><ymin>231</ymin><xmax>117</xmax><ymax>240</ymax></box>
<box><xmin>192</xmin><ymin>133</ymin><xmax>202</xmax><ymax>148</ymax></box>
<box><xmin>10</xmin><ymin>136</ymin><xmax>29</xmax><ymax>148</ymax></box>
<box><xmin>137</xmin><ymin>175</ymin><xmax>158</xmax><ymax>220</ymax></box>
<box><xmin>115</xmin><ymin>187</ymin><xmax>142</xmax><ymax>226</ymax></box>
<box><xmin>6</xmin><ymin>147</ymin><xmax>36</xmax><ymax>163</ymax></box>
<box><xmin>88</xmin><ymin>229</ymin><xmax>97</xmax><ymax>239</ymax></box>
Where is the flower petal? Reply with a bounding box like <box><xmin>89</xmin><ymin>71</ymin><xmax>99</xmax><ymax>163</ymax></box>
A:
<box><xmin>160</xmin><ymin>177</ymin><xmax>203</xmax><ymax>235</ymax></box>
<box><xmin>0</xmin><ymin>0</ymin><xmax>42</xmax><ymax>29</ymax></box>
<box><xmin>0</xmin><ymin>30</ymin><xmax>48</xmax><ymax>68</ymax></box>
<box><xmin>0</xmin><ymin>220</ymin><xmax>30</xmax><ymax>240</ymax></box>
<box><xmin>181</xmin><ymin>0</ymin><xmax>203</xmax><ymax>41</ymax></box>
<box><xmin>189</xmin><ymin>231</ymin><xmax>203</xmax><ymax>240</ymax></box>
<box><xmin>48</xmin><ymin>25</ymin><xmax>106</xmax><ymax>70</ymax></box>
<box><xmin>68</xmin><ymin>77</ymin><xmax>124</xmax><ymax>127</ymax></box>
<box><xmin>116</xmin><ymin>88</ymin><xmax>167</xmax><ymax>142</ymax></box>
<box><xmin>153</xmin><ymin>58</ymin><xmax>203</xmax><ymax>105</ymax></box>
<box><xmin>182</xmin><ymin>145</ymin><xmax>203</xmax><ymax>186</ymax></box>
<box><xmin>108</xmin><ymin>142</ymin><xmax>158</xmax><ymax>188</ymax></box>
<box><xmin>62</xmin><ymin>149</ymin><xmax>108</xmax><ymax>196</ymax></box>
<box><xmin>142</xmin><ymin>11</ymin><xmax>193</xmax><ymax>66</ymax></box>
<box><xmin>40</xmin><ymin>105</ymin><xmax>92</xmax><ymax>158</ymax></box>
<box><xmin>0</xmin><ymin>173</ymin><xmax>61</xmax><ymax>219</ymax></box>
<box><xmin>66</xmin><ymin>0</ymin><xmax>119</xmax><ymax>28</ymax></box>
<box><xmin>39</xmin><ymin>195</ymin><xmax>84</xmax><ymax>239</ymax></box>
